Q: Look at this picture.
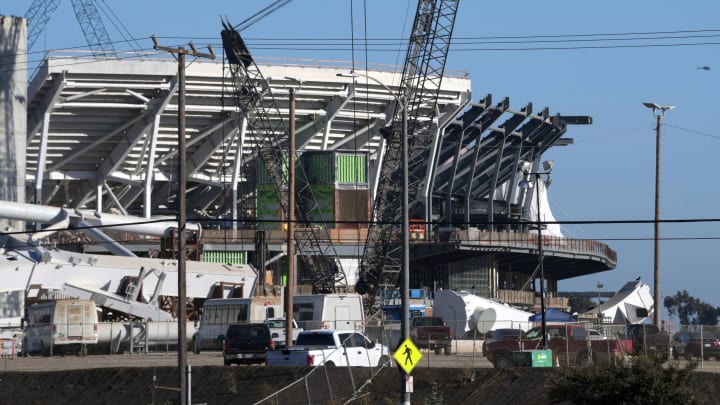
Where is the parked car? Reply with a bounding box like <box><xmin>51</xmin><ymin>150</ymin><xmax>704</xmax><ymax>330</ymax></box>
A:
<box><xmin>572</xmin><ymin>328</ymin><xmax>608</xmax><ymax>341</ymax></box>
<box><xmin>220</xmin><ymin>323</ymin><xmax>274</xmax><ymax>366</ymax></box>
<box><xmin>625</xmin><ymin>324</ymin><xmax>670</xmax><ymax>360</ymax></box>
<box><xmin>587</xmin><ymin>329</ymin><xmax>608</xmax><ymax>341</ymax></box>
<box><xmin>671</xmin><ymin>331</ymin><xmax>720</xmax><ymax>361</ymax></box>
<box><xmin>481</xmin><ymin>328</ymin><xmax>526</xmax><ymax>357</ymax></box>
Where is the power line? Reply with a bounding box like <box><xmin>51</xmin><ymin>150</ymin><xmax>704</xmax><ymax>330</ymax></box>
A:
<box><xmin>664</xmin><ymin>124</ymin><xmax>720</xmax><ymax>141</ymax></box>
<box><xmin>4</xmin><ymin>38</ymin><xmax>720</xmax><ymax>74</ymax></box>
<box><xmin>149</xmin><ymin>28</ymin><xmax>720</xmax><ymax>42</ymax></box>
<box><xmin>0</xmin><ymin>48</ymin><xmax>168</xmax><ymax>73</ymax></box>
<box><xmin>5</xmin><ymin>28</ymin><xmax>720</xmax><ymax>60</ymax></box>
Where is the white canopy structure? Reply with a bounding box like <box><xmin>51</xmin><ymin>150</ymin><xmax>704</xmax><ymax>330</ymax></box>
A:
<box><xmin>432</xmin><ymin>290</ymin><xmax>534</xmax><ymax>338</ymax></box>
<box><xmin>584</xmin><ymin>280</ymin><xmax>654</xmax><ymax>324</ymax></box>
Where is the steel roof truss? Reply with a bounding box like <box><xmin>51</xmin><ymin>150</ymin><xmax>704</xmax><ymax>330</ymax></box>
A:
<box><xmin>296</xmin><ymin>91</ymin><xmax>350</xmax><ymax>150</ymax></box>
<box><xmin>95</xmin><ymin>80</ymin><xmax>178</xmax><ymax>179</ymax></box>
<box><xmin>27</xmin><ymin>72</ymin><xmax>66</xmax><ymax>142</ymax></box>
<box><xmin>484</xmin><ymin>103</ymin><xmax>532</xmax><ymax>229</ymax></box>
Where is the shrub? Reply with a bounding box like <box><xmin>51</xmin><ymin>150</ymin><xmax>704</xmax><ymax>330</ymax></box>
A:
<box><xmin>425</xmin><ymin>381</ymin><xmax>444</xmax><ymax>405</ymax></box>
<box><xmin>548</xmin><ymin>357</ymin><xmax>697</xmax><ymax>404</ymax></box>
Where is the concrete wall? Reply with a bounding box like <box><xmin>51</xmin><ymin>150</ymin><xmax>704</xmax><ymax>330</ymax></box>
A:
<box><xmin>0</xmin><ymin>16</ymin><xmax>27</xmax><ymax>232</ymax></box>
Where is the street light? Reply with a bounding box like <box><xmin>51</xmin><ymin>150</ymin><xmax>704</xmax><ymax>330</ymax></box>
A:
<box><xmin>519</xmin><ymin>160</ymin><xmax>554</xmax><ymax>349</ymax></box>
<box><xmin>338</xmin><ymin>71</ymin><xmax>409</xmax><ymax>403</ymax></box>
<box><xmin>643</xmin><ymin>102</ymin><xmax>675</xmax><ymax>330</ymax></box>
<box><xmin>337</xmin><ymin>72</ymin><xmax>399</xmax><ymax>106</ymax></box>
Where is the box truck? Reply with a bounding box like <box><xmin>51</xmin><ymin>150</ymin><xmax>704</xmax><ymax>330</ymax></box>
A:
<box><xmin>23</xmin><ymin>299</ymin><xmax>98</xmax><ymax>356</ymax></box>
<box><xmin>192</xmin><ymin>296</ymin><xmax>282</xmax><ymax>353</ymax></box>
<box><xmin>292</xmin><ymin>294</ymin><xmax>365</xmax><ymax>331</ymax></box>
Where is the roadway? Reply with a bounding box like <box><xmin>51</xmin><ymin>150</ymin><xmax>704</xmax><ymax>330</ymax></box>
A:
<box><xmin>0</xmin><ymin>350</ymin><xmax>488</xmax><ymax>372</ymax></box>
<box><xmin>2</xmin><ymin>350</ymin><xmax>719</xmax><ymax>373</ymax></box>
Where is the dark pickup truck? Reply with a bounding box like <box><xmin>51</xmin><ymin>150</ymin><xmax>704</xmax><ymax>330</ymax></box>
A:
<box><xmin>625</xmin><ymin>324</ymin><xmax>670</xmax><ymax>360</ymax></box>
<box><xmin>485</xmin><ymin>324</ymin><xmax>629</xmax><ymax>368</ymax></box>
<box><xmin>219</xmin><ymin>323</ymin><xmax>275</xmax><ymax>366</ymax></box>
<box><xmin>410</xmin><ymin>316</ymin><xmax>452</xmax><ymax>355</ymax></box>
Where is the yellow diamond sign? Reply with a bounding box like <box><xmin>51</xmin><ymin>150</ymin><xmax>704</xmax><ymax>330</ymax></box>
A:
<box><xmin>393</xmin><ymin>338</ymin><xmax>423</xmax><ymax>374</ymax></box>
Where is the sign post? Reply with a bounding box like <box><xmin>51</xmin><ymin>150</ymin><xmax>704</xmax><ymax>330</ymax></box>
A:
<box><xmin>394</xmin><ymin>338</ymin><xmax>422</xmax><ymax>398</ymax></box>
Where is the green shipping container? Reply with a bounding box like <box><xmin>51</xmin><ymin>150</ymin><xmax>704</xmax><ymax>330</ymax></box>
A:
<box><xmin>337</xmin><ymin>153</ymin><xmax>367</xmax><ymax>184</ymax></box>
<box><xmin>256</xmin><ymin>184</ymin><xmax>285</xmax><ymax>230</ymax></box>
<box><xmin>301</xmin><ymin>151</ymin><xmax>368</xmax><ymax>185</ymax></box>
<box><xmin>257</xmin><ymin>155</ymin><xmax>290</xmax><ymax>185</ymax></box>
<box><xmin>303</xmin><ymin>152</ymin><xmax>335</xmax><ymax>184</ymax></box>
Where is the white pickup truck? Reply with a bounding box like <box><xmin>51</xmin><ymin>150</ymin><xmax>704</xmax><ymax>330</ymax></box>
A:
<box><xmin>264</xmin><ymin>318</ymin><xmax>303</xmax><ymax>349</ymax></box>
<box><xmin>265</xmin><ymin>329</ymin><xmax>390</xmax><ymax>367</ymax></box>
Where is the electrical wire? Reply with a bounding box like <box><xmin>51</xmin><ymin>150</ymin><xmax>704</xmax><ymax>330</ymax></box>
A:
<box><xmin>96</xmin><ymin>0</ymin><xmax>145</xmax><ymax>55</ymax></box>
<box><xmin>6</xmin><ymin>28</ymin><xmax>720</xmax><ymax>61</ymax></box>
<box><xmin>147</xmin><ymin>28</ymin><xmax>720</xmax><ymax>43</ymax></box>
<box><xmin>663</xmin><ymin>124</ymin><xmax>720</xmax><ymax>141</ymax></box>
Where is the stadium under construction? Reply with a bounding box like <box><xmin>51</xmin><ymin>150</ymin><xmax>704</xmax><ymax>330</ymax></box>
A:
<box><xmin>0</xmin><ymin>11</ymin><xmax>616</xmax><ymax>327</ymax></box>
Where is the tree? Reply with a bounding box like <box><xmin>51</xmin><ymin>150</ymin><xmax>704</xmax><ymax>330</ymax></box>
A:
<box><xmin>664</xmin><ymin>290</ymin><xmax>720</xmax><ymax>326</ymax></box>
<box><xmin>568</xmin><ymin>295</ymin><xmax>595</xmax><ymax>314</ymax></box>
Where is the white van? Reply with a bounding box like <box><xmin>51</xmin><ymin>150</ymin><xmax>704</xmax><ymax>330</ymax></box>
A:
<box><xmin>192</xmin><ymin>297</ymin><xmax>282</xmax><ymax>353</ymax></box>
<box><xmin>292</xmin><ymin>294</ymin><xmax>365</xmax><ymax>331</ymax></box>
<box><xmin>23</xmin><ymin>299</ymin><xmax>98</xmax><ymax>356</ymax></box>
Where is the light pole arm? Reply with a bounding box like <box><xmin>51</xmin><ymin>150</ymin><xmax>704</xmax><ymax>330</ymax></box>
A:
<box><xmin>337</xmin><ymin>72</ymin><xmax>405</xmax><ymax>111</ymax></box>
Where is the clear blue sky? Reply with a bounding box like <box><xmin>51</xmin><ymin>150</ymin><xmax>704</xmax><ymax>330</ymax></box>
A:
<box><xmin>5</xmin><ymin>1</ymin><xmax>720</xmax><ymax>314</ymax></box>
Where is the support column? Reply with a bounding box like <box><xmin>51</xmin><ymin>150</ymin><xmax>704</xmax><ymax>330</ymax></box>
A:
<box><xmin>144</xmin><ymin>113</ymin><xmax>161</xmax><ymax>218</ymax></box>
<box><xmin>0</xmin><ymin>16</ymin><xmax>27</xmax><ymax>221</ymax></box>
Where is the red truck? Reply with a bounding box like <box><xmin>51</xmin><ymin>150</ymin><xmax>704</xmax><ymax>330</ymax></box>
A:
<box><xmin>485</xmin><ymin>324</ymin><xmax>631</xmax><ymax>368</ymax></box>
<box><xmin>410</xmin><ymin>316</ymin><xmax>453</xmax><ymax>355</ymax></box>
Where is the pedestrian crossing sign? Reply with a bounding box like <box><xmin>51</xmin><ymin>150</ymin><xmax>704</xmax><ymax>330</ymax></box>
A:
<box><xmin>393</xmin><ymin>338</ymin><xmax>423</xmax><ymax>374</ymax></box>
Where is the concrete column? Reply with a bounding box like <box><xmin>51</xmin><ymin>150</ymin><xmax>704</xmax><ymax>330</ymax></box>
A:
<box><xmin>0</xmin><ymin>15</ymin><xmax>27</xmax><ymax>327</ymax></box>
<box><xmin>0</xmin><ymin>16</ymin><xmax>27</xmax><ymax>231</ymax></box>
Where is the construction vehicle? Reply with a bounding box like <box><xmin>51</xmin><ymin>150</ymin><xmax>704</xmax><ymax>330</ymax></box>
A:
<box><xmin>356</xmin><ymin>0</ymin><xmax>461</xmax><ymax>312</ymax></box>
<box><xmin>220</xmin><ymin>18</ymin><xmax>346</xmax><ymax>293</ymax></box>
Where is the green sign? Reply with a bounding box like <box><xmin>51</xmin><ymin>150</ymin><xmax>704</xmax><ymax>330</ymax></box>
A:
<box><xmin>531</xmin><ymin>350</ymin><xmax>553</xmax><ymax>367</ymax></box>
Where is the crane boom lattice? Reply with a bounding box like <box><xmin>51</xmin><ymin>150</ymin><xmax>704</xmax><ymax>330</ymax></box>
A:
<box><xmin>25</xmin><ymin>0</ymin><xmax>116</xmax><ymax>58</ymax></box>
<box><xmin>357</xmin><ymin>0</ymin><xmax>460</xmax><ymax>310</ymax></box>
<box><xmin>70</xmin><ymin>0</ymin><xmax>117</xmax><ymax>57</ymax></box>
<box><xmin>25</xmin><ymin>0</ymin><xmax>62</xmax><ymax>50</ymax></box>
<box><xmin>221</xmin><ymin>21</ymin><xmax>347</xmax><ymax>293</ymax></box>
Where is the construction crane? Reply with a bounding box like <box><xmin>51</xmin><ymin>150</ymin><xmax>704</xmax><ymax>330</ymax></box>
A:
<box><xmin>221</xmin><ymin>19</ymin><xmax>347</xmax><ymax>293</ymax></box>
<box><xmin>25</xmin><ymin>0</ymin><xmax>116</xmax><ymax>57</ymax></box>
<box><xmin>356</xmin><ymin>0</ymin><xmax>460</xmax><ymax>310</ymax></box>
